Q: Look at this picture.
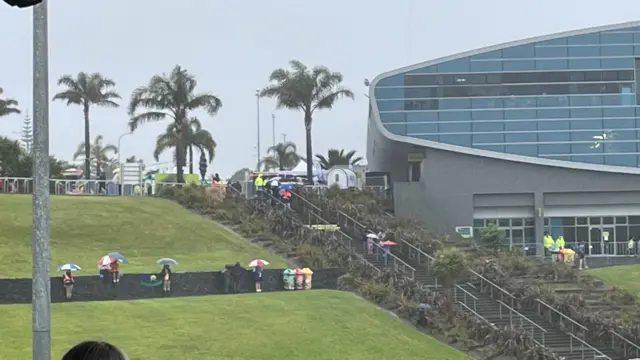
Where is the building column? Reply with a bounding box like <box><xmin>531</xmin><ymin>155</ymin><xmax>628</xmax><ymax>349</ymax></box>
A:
<box><xmin>534</xmin><ymin>191</ymin><xmax>545</xmax><ymax>256</ymax></box>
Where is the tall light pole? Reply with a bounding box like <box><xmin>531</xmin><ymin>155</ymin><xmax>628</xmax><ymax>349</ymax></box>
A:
<box><xmin>117</xmin><ymin>132</ymin><xmax>132</xmax><ymax>196</ymax></box>
<box><xmin>271</xmin><ymin>114</ymin><xmax>276</xmax><ymax>147</ymax></box>
<box><xmin>32</xmin><ymin>2</ymin><xmax>51</xmax><ymax>360</ymax></box>
<box><xmin>255</xmin><ymin>89</ymin><xmax>261</xmax><ymax>170</ymax></box>
<box><xmin>282</xmin><ymin>133</ymin><xmax>287</xmax><ymax>143</ymax></box>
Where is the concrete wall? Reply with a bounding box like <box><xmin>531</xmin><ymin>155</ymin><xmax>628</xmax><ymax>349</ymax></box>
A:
<box><xmin>0</xmin><ymin>268</ymin><xmax>345</xmax><ymax>304</ymax></box>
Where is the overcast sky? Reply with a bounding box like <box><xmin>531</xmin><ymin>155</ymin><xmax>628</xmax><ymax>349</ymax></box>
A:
<box><xmin>1</xmin><ymin>0</ymin><xmax>639</xmax><ymax>177</ymax></box>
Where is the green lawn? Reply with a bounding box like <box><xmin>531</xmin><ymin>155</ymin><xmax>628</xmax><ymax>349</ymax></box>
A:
<box><xmin>588</xmin><ymin>264</ymin><xmax>640</xmax><ymax>297</ymax></box>
<box><xmin>0</xmin><ymin>195</ymin><xmax>288</xmax><ymax>277</ymax></box>
<box><xmin>0</xmin><ymin>290</ymin><xmax>468</xmax><ymax>360</ymax></box>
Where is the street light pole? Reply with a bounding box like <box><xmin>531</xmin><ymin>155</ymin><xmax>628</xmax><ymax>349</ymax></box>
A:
<box><xmin>117</xmin><ymin>132</ymin><xmax>132</xmax><ymax>196</ymax></box>
<box><xmin>282</xmin><ymin>133</ymin><xmax>287</xmax><ymax>143</ymax></box>
<box><xmin>32</xmin><ymin>2</ymin><xmax>51</xmax><ymax>360</ymax></box>
<box><xmin>271</xmin><ymin>114</ymin><xmax>276</xmax><ymax>147</ymax></box>
<box><xmin>255</xmin><ymin>90</ymin><xmax>261</xmax><ymax>170</ymax></box>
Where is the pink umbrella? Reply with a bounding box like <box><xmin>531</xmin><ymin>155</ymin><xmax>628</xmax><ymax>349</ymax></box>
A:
<box><xmin>248</xmin><ymin>259</ymin><xmax>270</xmax><ymax>267</ymax></box>
<box><xmin>380</xmin><ymin>241</ymin><xmax>397</xmax><ymax>246</ymax></box>
<box><xmin>97</xmin><ymin>255</ymin><xmax>116</xmax><ymax>266</ymax></box>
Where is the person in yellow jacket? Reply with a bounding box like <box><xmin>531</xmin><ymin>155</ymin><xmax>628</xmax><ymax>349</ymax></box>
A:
<box><xmin>555</xmin><ymin>236</ymin><xmax>565</xmax><ymax>262</ymax></box>
<box><xmin>543</xmin><ymin>231</ymin><xmax>554</xmax><ymax>256</ymax></box>
<box><xmin>628</xmin><ymin>237</ymin><xmax>636</xmax><ymax>255</ymax></box>
<box><xmin>253</xmin><ymin>173</ymin><xmax>264</xmax><ymax>196</ymax></box>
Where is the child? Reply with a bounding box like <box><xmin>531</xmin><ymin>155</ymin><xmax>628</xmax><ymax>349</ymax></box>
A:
<box><xmin>62</xmin><ymin>270</ymin><xmax>75</xmax><ymax>300</ymax></box>
<box><xmin>253</xmin><ymin>265</ymin><xmax>263</xmax><ymax>292</ymax></box>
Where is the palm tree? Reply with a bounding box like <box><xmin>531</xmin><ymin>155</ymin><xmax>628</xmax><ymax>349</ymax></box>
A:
<box><xmin>430</xmin><ymin>247</ymin><xmax>466</xmax><ymax>303</ymax></box>
<box><xmin>128</xmin><ymin>65</ymin><xmax>222</xmax><ymax>183</ymax></box>
<box><xmin>153</xmin><ymin>117</ymin><xmax>216</xmax><ymax>174</ymax></box>
<box><xmin>53</xmin><ymin>72</ymin><xmax>120</xmax><ymax>179</ymax></box>
<box><xmin>260</xmin><ymin>141</ymin><xmax>300</xmax><ymax>171</ymax></box>
<box><xmin>0</xmin><ymin>88</ymin><xmax>20</xmax><ymax>118</ymax></box>
<box><xmin>73</xmin><ymin>135</ymin><xmax>118</xmax><ymax>177</ymax></box>
<box><xmin>260</xmin><ymin>60</ymin><xmax>354</xmax><ymax>183</ymax></box>
<box><xmin>315</xmin><ymin>148</ymin><xmax>362</xmax><ymax>170</ymax></box>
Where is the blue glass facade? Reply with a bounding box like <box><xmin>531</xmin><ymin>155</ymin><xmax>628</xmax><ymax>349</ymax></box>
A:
<box><xmin>374</xmin><ymin>25</ymin><xmax>640</xmax><ymax>167</ymax></box>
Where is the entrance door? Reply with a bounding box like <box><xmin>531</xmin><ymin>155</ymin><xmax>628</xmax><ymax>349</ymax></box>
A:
<box><xmin>589</xmin><ymin>227</ymin><xmax>602</xmax><ymax>255</ymax></box>
<box><xmin>602</xmin><ymin>227</ymin><xmax>614</xmax><ymax>255</ymax></box>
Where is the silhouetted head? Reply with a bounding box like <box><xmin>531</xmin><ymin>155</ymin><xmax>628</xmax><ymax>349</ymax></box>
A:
<box><xmin>62</xmin><ymin>340</ymin><xmax>127</xmax><ymax>360</ymax></box>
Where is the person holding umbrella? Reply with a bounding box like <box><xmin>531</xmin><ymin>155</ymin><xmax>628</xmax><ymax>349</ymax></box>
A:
<box><xmin>380</xmin><ymin>240</ymin><xmax>397</xmax><ymax>265</ymax></box>
<box><xmin>58</xmin><ymin>264</ymin><xmax>80</xmax><ymax>300</ymax></box>
<box><xmin>366</xmin><ymin>233</ymin><xmax>377</xmax><ymax>255</ymax></box>
<box><xmin>248</xmin><ymin>259</ymin><xmax>269</xmax><ymax>292</ymax></box>
<box><xmin>157</xmin><ymin>258</ymin><xmax>178</xmax><ymax>293</ymax></box>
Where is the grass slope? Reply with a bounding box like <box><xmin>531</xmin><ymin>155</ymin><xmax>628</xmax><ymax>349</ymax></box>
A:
<box><xmin>0</xmin><ymin>290</ymin><xmax>468</xmax><ymax>360</ymax></box>
<box><xmin>0</xmin><ymin>195</ymin><xmax>288</xmax><ymax>277</ymax></box>
<box><xmin>588</xmin><ymin>264</ymin><xmax>640</xmax><ymax>297</ymax></box>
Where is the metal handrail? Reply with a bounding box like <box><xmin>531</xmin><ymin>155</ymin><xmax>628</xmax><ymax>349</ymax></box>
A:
<box><xmin>609</xmin><ymin>330</ymin><xmax>640</xmax><ymax>359</ymax></box>
<box><xmin>457</xmin><ymin>302</ymin><xmax>491</xmax><ymax>325</ymax></box>
<box><xmin>454</xmin><ymin>285</ymin><xmax>478</xmax><ymax>312</ymax></box>
<box><xmin>497</xmin><ymin>300</ymin><xmax>548</xmax><ymax>339</ymax></box>
<box><xmin>535</xmin><ymin>299</ymin><xmax>588</xmax><ymax>333</ymax></box>
<box><xmin>567</xmin><ymin>333</ymin><xmax>611</xmax><ymax>360</ymax></box>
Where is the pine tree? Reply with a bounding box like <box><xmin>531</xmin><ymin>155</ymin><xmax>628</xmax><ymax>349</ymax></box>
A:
<box><xmin>21</xmin><ymin>110</ymin><xmax>33</xmax><ymax>153</ymax></box>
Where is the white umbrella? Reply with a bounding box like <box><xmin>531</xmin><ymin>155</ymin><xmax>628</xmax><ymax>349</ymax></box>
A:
<box><xmin>248</xmin><ymin>259</ymin><xmax>269</xmax><ymax>267</ymax></box>
<box><xmin>366</xmin><ymin>233</ymin><xmax>378</xmax><ymax>239</ymax></box>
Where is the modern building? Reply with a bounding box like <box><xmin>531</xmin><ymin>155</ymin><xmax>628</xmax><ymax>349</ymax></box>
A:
<box><xmin>367</xmin><ymin>21</ymin><xmax>640</xmax><ymax>256</ymax></box>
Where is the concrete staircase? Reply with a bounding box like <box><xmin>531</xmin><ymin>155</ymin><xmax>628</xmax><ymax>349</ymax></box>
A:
<box><xmin>287</xmin><ymin>191</ymin><xmax>620</xmax><ymax>360</ymax></box>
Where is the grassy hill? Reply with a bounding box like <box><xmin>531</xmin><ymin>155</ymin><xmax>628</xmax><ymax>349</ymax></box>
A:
<box><xmin>0</xmin><ymin>195</ymin><xmax>288</xmax><ymax>277</ymax></box>
<box><xmin>588</xmin><ymin>264</ymin><xmax>640</xmax><ymax>297</ymax></box>
<box><xmin>0</xmin><ymin>290</ymin><xmax>468</xmax><ymax>360</ymax></box>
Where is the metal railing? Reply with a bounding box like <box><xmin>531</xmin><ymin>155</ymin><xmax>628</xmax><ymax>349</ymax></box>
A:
<box><xmin>457</xmin><ymin>302</ymin><xmax>490</xmax><ymax>325</ymax></box>
<box><xmin>497</xmin><ymin>300</ymin><xmax>547</xmax><ymax>346</ymax></box>
<box><xmin>0</xmin><ymin>177</ymin><xmax>146</xmax><ymax>196</ymax></box>
<box><xmin>454</xmin><ymin>285</ymin><xmax>477</xmax><ymax>313</ymax></box>
<box><xmin>610</xmin><ymin>330</ymin><xmax>640</xmax><ymax>359</ymax></box>
<box><xmin>566</xmin><ymin>333</ymin><xmax>611</xmax><ymax>360</ymax></box>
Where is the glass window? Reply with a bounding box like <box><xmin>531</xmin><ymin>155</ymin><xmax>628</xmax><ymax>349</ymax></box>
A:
<box><xmin>576</xmin><ymin>226</ymin><xmax>589</xmax><ymax>242</ymax></box>
<box><xmin>571</xmin><ymin>130</ymin><xmax>604</xmax><ymax>141</ymax></box>
<box><xmin>404</xmin><ymin>87</ymin><xmax>436</xmax><ymax>99</ymax></box>
<box><xmin>603</xmin><ymin>216</ymin><xmax>614</xmax><ymax>225</ymax></box>
<box><xmin>635</xmin><ymin>45</ymin><xmax>640</xmax><ymax>55</ymax></box>
<box><xmin>571</xmin><ymin>107</ymin><xmax>603</xmax><ymax>118</ymax></box>
<box><xmin>504</xmin><ymin>97</ymin><xmax>537</xmax><ymax>108</ymax></box>
<box><xmin>615</xmin><ymin>216</ymin><xmax>627</xmax><ymax>224</ymax></box>
<box><xmin>498</xmin><ymin>219</ymin><xmax>510</xmax><ymax>227</ymax></box>
<box><xmin>618</xmin><ymin>70</ymin><xmax>635</xmax><ymax>81</ymax></box>
<box><xmin>505</xmin><ymin>144</ymin><xmax>538</xmax><ymax>156</ymax></box>
<box><xmin>563</xmin><ymin>226</ymin><xmax>576</xmax><ymax>243</ymax></box>
<box><xmin>539</xmin><ymin>144</ymin><xmax>570</xmax><ymax>155</ymax></box>
<box><xmin>590</xmin><ymin>217</ymin><xmax>602</xmax><ymax>225</ymax></box>
<box><xmin>416</xmin><ymin>134</ymin><xmax>439</xmax><ymax>142</ymax></box>
<box><xmin>472</xmin><ymin>50</ymin><xmax>503</xmax><ymax>60</ymax></box>
<box><xmin>439</xmin><ymin>134</ymin><xmax>471</xmax><ymax>146</ymax></box>
<box><xmin>606</xmin><ymin>141</ymin><xmax>636</xmax><ymax>154</ymax></box>
<box><xmin>437</xmin><ymin>58</ymin><xmax>470</xmax><ymax>72</ymax></box>
<box><xmin>379</xmin><ymin>112</ymin><xmax>406</xmax><ymax>123</ymax></box>
<box><xmin>601</xmin><ymin>45</ymin><xmax>633</xmax><ymax>56</ymax></box>
<box><xmin>538</xmin><ymin>96</ymin><xmax>568</xmax><ymax>107</ymax></box>
<box><xmin>537</xmin><ymin>38</ymin><xmax>567</xmax><ymax>46</ymax></box>
<box><xmin>512</xmin><ymin>218</ymin><xmax>524</xmax><ymax>226</ymax></box>
<box><xmin>567</xmin><ymin>34</ymin><xmax>600</xmax><ymax>45</ymax></box>
<box><xmin>474</xmin><ymin>144</ymin><xmax>505</xmax><ymax>152</ymax></box>
<box><xmin>571</xmin><ymin>143</ymin><xmax>603</xmax><ymax>154</ymax></box>
<box><xmin>568</xmin><ymin>46</ymin><xmax>600</xmax><ymax>57</ymax></box>
<box><xmin>377</xmin><ymin>100</ymin><xmax>406</xmax><ymax>112</ymax></box>
<box><xmin>412</xmin><ymin>65</ymin><xmax>437</xmax><ymax>73</ymax></box>
<box><xmin>406</xmin><ymin>111</ymin><xmax>437</xmax><ymax>122</ymax></box>
<box><xmin>568</xmin><ymin>59</ymin><xmax>601</xmax><ymax>69</ymax></box>
<box><xmin>505</xmin><ymin>121</ymin><xmax>536</xmax><ymax>131</ymax></box>
<box><xmin>600</xmin><ymin>32</ymin><xmax>634</xmax><ymax>45</ymax></box>
<box><xmin>473</xmin><ymin>133</ymin><xmax>504</xmax><ymax>144</ymax></box>
<box><xmin>384</xmin><ymin>123</ymin><xmax>407</xmax><ymax>135</ymax></box>
<box><xmin>536</xmin><ymin>59</ymin><xmax>568</xmax><ymax>70</ymax></box>
<box><xmin>577</xmin><ymin>217</ymin><xmax>588</xmax><ymax>225</ymax></box>
<box><xmin>473</xmin><ymin>219</ymin><xmax>485</xmax><ymax>227</ymax></box>
<box><xmin>472</xmin><ymin>110</ymin><xmax>503</xmax><ymax>120</ymax></box>
<box><xmin>376</xmin><ymin>75</ymin><xmax>403</xmax><ymax>87</ymax></box>
<box><xmin>473</xmin><ymin>121</ymin><xmax>504</xmax><ymax>132</ymax></box>
<box><xmin>439</xmin><ymin>122</ymin><xmax>470</xmax><ymax>132</ymax></box>
<box><xmin>535</xmin><ymin>46</ymin><xmax>567</xmax><ymax>58</ymax></box>
<box><xmin>570</xmin><ymin>95</ymin><xmax>601</xmax><ymax>107</ymax></box>
<box><xmin>562</xmin><ymin>217</ymin><xmax>576</xmax><ymax>225</ymax></box>
<box><xmin>505</xmin><ymin>132</ymin><xmax>537</xmax><ymax>142</ymax></box>
<box><xmin>439</xmin><ymin>98</ymin><xmax>471</xmax><ymax>109</ymax></box>
<box><xmin>405</xmin><ymin>99</ymin><xmax>438</xmax><ymax>110</ymax></box>
<box><xmin>538</xmin><ymin>109</ymin><xmax>570</xmax><ymax>119</ymax></box>
<box><xmin>404</xmin><ymin>75</ymin><xmax>438</xmax><ymax>86</ymax></box>
<box><xmin>503</xmin><ymin>60</ymin><xmax>535</xmax><ymax>71</ymax></box>
<box><xmin>602</xmin><ymin>94</ymin><xmax>624</xmax><ymax>106</ymax></box>
<box><xmin>406</xmin><ymin>123</ymin><xmax>438</xmax><ymax>134</ymax></box>
<box><xmin>570</xmin><ymin>118</ymin><xmax>602</xmax><ymax>130</ymax></box>
<box><xmin>472</xmin><ymin>98</ymin><xmax>504</xmax><ymax>109</ymax></box>
<box><xmin>630</xmin><ymin>216</ymin><xmax>640</xmax><ymax>225</ymax></box>
<box><xmin>471</xmin><ymin>60</ymin><xmax>502</xmax><ymax>72</ymax></box>
<box><xmin>502</xmin><ymin>44</ymin><xmax>535</xmax><ymax>58</ymax></box>
<box><xmin>538</xmin><ymin>132</ymin><xmax>570</xmax><ymax>142</ymax></box>
<box><xmin>605</xmin><ymin>107</ymin><xmax>635</xmax><ymax>118</ymax></box>
<box><xmin>601</xmin><ymin>58</ymin><xmax>634</xmax><ymax>69</ymax></box>
<box><xmin>440</xmin><ymin>111</ymin><xmax>471</xmax><ymax>122</ymax></box>
<box><xmin>505</xmin><ymin>109</ymin><xmax>536</xmax><ymax>119</ymax></box>
<box><xmin>617</xmin><ymin>226</ymin><xmax>629</xmax><ymax>243</ymax></box>
<box><xmin>374</xmin><ymin>87</ymin><xmax>405</xmax><ymax>99</ymax></box>
<box><xmin>538</xmin><ymin>120</ymin><xmax>570</xmax><ymax>131</ymax></box>
<box><xmin>605</xmin><ymin>155</ymin><xmax>637</xmax><ymax>166</ymax></box>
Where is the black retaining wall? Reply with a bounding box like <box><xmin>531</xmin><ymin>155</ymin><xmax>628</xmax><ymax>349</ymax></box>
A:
<box><xmin>0</xmin><ymin>268</ymin><xmax>345</xmax><ymax>304</ymax></box>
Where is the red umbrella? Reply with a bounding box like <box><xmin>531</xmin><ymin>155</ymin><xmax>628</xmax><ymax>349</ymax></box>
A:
<box><xmin>380</xmin><ymin>240</ymin><xmax>397</xmax><ymax>246</ymax></box>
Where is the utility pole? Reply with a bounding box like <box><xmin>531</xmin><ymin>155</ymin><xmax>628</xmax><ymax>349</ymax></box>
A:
<box><xmin>271</xmin><ymin>114</ymin><xmax>276</xmax><ymax>147</ymax></box>
<box><xmin>255</xmin><ymin>89</ymin><xmax>260</xmax><ymax>170</ymax></box>
<box><xmin>32</xmin><ymin>1</ymin><xmax>51</xmax><ymax>360</ymax></box>
<box><xmin>282</xmin><ymin>133</ymin><xmax>287</xmax><ymax>143</ymax></box>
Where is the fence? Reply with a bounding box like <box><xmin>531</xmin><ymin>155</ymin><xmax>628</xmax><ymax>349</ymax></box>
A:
<box><xmin>0</xmin><ymin>177</ymin><xmax>146</xmax><ymax>196</ymax></box>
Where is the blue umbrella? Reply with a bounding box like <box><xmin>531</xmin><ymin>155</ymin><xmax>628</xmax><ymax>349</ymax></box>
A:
<box><xmin>156</xmin><ymin>258</ymin><xmax>178</xmax><ymax>266</ymax></box>
<box><xmin>108</xmin><ymin>252</ymin><xmax>129</xmax><ymax>264</ymax></box>
<box><xmin>280</xmin><ymin>183</ymin><xmax>293</xmax><ymax>190</ymax></box>
<box><xmin>57</xmin><ymin>264</ymin><xmax>81</xmax><ymax>272</ymax></box>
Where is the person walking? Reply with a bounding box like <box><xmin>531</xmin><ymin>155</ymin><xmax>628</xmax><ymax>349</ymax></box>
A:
<box><xmin>253</xmin><ymin>265</ymin><xmax>263</xmax><ymax>292</ymax></box>
<box><xmin>62</xmin><ymin>270</ymin><xmax>75</xmax><ymax>300</ymax></box>
<box><xmin>160</xmin><ymin>264</ymin><xmax>172</xmax><ymax>293</ymax></box>
<box><xmin>628</xmin><ymin>236</ymin><xmax>636</xmax><ymax>255</ymax></box>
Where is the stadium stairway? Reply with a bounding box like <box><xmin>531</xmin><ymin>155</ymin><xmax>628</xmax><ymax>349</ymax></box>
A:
<box><xmin>286</xmin><ymin>190</ymin><xmax>626</xmax><ymax>360</ymax></box>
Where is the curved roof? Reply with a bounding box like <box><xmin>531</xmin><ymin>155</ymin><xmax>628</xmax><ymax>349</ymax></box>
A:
<box><xmin>369</xmin><ymin>20</ymin><xmax>640</xmax><ymax>175</ymax></box>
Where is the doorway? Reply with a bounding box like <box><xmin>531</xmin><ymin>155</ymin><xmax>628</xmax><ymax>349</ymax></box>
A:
<box><xmin>589</xmin><ymin>226</ymin><xmax>615</xmax><ymax>255</ymax></box>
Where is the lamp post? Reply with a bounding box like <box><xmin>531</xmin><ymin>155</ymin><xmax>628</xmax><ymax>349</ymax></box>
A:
<box><xmin>255</xmin><ymin>89</ymin><xmax>261</xmax><ymax>170</ymax></box>
<box><xmin>272</xmin><ymin>113</ymin><xmax>276</xmax><ymax>147</ymax></box>
<box><xmin>117</xmin><ymin>132</ymin><xmax>132</xmax><ymax>196</ymax></box>
<box><xmin>32</xmin><ymin>2</ymin><xmax>51</xmax><ymax>360</ymax></box>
